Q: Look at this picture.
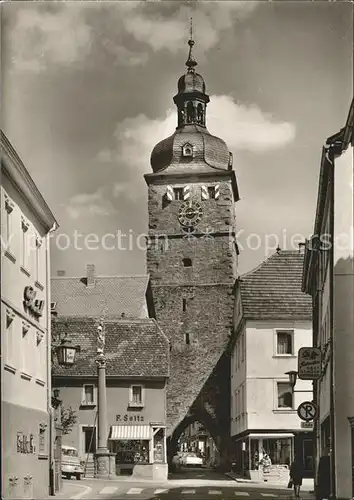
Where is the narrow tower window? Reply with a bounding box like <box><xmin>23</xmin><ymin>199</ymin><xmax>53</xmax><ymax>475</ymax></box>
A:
<box><xmin>208</xmin><ymin>187</ymin><xmax>216</xmax><ymax>199</ymax></box>
<box><xmin>183</xmin><ymin>258</ymin><xmax>192</xmax><ymax>267</ymax></box>
<box><xmin>183</xmin><ymin>298</ymin><xmax>187</xmax><ymax>312</ymax></box>
<box><xmin>186</xmin><ymin>102</ymin><xmax>195</xmax><ymax>123</ymax></box>
<box><xmin>197</xmin><ymin>103</ymin><xmax>204</xmax><ymax>125</ymax></box>
<box><xmin>185</xmin><ymin>333</ymin><xmax>190</xmax><ymax>345</ymax></box>
<box><xmin>174</xmin><ymin>188</ymin><xmax>184</xmax><ymax>200</ymax></box>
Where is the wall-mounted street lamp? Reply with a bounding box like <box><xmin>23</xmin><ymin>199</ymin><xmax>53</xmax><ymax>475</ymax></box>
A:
<box><xmin>52</xmin><ymin>328</ymin><xmax>81</xmax><ymax>367</ymax></box>
<box><xmin>285</xmin><ymin>370</ymin><xmax>298</xmax><ymax>390</ymax></box>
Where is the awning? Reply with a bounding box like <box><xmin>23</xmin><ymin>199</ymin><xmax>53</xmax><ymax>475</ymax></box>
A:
<box><xmin>109</xmin><ymin>425</ymin><xmax>151</xmax><ymax>440</ymax></box>
<box><xmin>248</xmin><ymin>433</ymin><xmax>294</xmax><ymax>439</ymax></box>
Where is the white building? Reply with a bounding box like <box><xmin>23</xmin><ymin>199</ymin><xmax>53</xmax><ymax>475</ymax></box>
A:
<box><xmin>303</xmin><ymin>98</ymin><xmax>354</xmax><ymax>500</ymax></box>
<box><xmin>230</xmin><ymin>249</ymin><xmax>313</xmax><ymax>482</ymax></box>
<box><xmin>1</xmin><ymin>132</ymin><xmax>58</xmax><ymax>499</ymax></box>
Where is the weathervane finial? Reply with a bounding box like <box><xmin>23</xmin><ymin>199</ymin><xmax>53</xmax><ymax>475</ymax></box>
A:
<box><xmin>186</xmin><ymin>16</ymin><xmax>197</xmax><ymax>72</ymax></box>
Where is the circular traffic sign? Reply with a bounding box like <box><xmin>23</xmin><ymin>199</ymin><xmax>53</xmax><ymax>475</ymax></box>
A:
<box><xmin>297</xmin><ymin>401</ymin><xmax>318</xmax><ymax>422</ymax></box>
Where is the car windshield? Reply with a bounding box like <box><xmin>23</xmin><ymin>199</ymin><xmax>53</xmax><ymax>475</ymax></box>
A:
<box><xmin>62</xmin><ymin>449</ymin><xmax>78</xmax><ymax>457</ymax></box>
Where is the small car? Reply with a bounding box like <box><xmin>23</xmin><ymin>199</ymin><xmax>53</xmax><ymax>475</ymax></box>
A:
<box><xmin>180</xmin><ymin>452</ymin><xmax>203</xmax><ymax>467</ymax></box>
<box><xmin>61</xmin><ymin>445</ymin><xmax>84</xmax><ymax>480</ymax></box>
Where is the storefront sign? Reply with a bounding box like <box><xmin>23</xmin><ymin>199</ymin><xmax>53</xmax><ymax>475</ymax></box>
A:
<box><xmin>298</xmin><ymin>347</ymin><xmax>322</xmax><ymax>380</ymax></box>
<box><xmin>116</xmin><ymin>414</ymin><xmax>144</xmax><ymax>422</ymax></box>
<box><xmin>23</xmin><ymin>287</ymin><xmax>44</xmax><ymax>318</ymax></box>
<box><xmin>17</xmin><ymin>432</ymin><xmax>35</xmax><ymax>454</ymax></box>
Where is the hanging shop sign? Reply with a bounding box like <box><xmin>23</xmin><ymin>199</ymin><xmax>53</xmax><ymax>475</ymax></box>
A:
<box><xmin>23</xmin><ymin>286</ymin><xmax>44</xmax><ymax>318</ymax></box>
<box><xmin>298</xmin><ymin>347</ymin><xmax>322</xmax><ymax>380</ymax></box>
<box><xmin>116</xmin><ymin>414</ymin><xmax>145</xmax><ymax>423</ymax></box>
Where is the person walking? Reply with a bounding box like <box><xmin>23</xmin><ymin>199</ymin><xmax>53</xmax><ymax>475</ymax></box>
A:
<box><xmin>290</xmin><ymin>456</ymin><xmax>304</xmax><ymax>498</ymax></box>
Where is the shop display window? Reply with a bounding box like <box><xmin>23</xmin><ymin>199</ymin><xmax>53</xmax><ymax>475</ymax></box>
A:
<box><xmin>112</xmin><ymin>440</ymin><xmax>149</xmax><ymax>464</ymax></box>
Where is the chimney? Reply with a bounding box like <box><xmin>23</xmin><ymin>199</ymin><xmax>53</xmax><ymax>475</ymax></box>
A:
<box><xmin>86</xmin><ymin>264</ymin><xmax>96</xmax><ymax>287</ymax></box>
<box><xmin>57</xmin><ymin>270</ymin><xmax>66</xmax><ymax>277</ymax></box>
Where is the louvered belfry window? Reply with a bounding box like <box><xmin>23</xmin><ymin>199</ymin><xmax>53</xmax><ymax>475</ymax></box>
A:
<box><xmin>276</xmin><ymin>331</ymin><xmax>293</xmax><ymax>355</ymax></box>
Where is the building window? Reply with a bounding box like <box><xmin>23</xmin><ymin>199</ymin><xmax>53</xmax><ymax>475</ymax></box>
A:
<box><xmin>21</xmin><ymin>217</ymin><xmax>30</xmax><ymax>272</ymax></box>
<box><xmin>174</xmin><ymin>188</ymin><xmax>184</xmax><ymax>201</ymax></box>
<box><xmin>82</xmin><ymin>384</ymin><xmax>95</xmax><ymax>406</ymax></box>
<box><xmin>277</xmin><ymin>382</ymin><xmax>293</xmax><ymax>409</ymax></box>
<box><xmin>35</xmin><ymin>236</ymin><xmax>42</xmax><ymax>284</ymax></box>
<box><xmin>185</xmin><ymin>333</ymin><xmax>190</xmax><ymax>345</ymax></box>
<box><xmin>21</xmin><ymin>322</ymin><xmax>32</xmax><ymax>376</ymax></box>
<box><xmin>4</xmin><ymin>196</ymin><xmax>15</xmax><ymax>260</ymax></box>
<box><xmin>182</xmin><ymin>143</ymin><xmax>194</xmax><ymax>157</ymax></box>
<box><xmin>129</xmin><ymin>385</ymin><xmax>144</xmax><ymax>407</ymax></box>
<box><xmin>183</xmin><ymin>258</ymin><xmax>192</xmax><ymax>267</ymax></box>
<box><xmin>182</xmin><ymin>298</ymin><xmax>187</xmax><ymax>312</ymax></box>
<box><xmin>208</xmin><ymin>187</ymin><xmax>216</xmax><ymax>199</ymax></box>
<box><xmin>276</xmin><ymin>330</ymin><xmax>294</xmax><ymax>355</ymax></box>
<box><xmin>241</xmin><ymin>333</ymin><xmax>245</xmax><ymax>362</ymax></box>
<box><xmin>4</xmin><ymin>309</ymin><xmax>16</xmax><ymax>368</ymax></box>
<box><xmin>36</xmin><ymin>331</ymin><xmax>45</xmax><ymax>381</ymax></box>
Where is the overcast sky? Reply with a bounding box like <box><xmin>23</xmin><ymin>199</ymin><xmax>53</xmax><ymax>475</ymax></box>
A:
<box><xmin>2</xmin><ymin>1</ymin><xmax>353</xmax><ymax>277</ymax></box>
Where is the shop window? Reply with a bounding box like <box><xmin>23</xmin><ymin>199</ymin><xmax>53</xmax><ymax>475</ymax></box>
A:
<box><xmin>81</xmin><ymin>384</ymin><xmax>96</xmax><ymax>406</ymax></box>
<box><xmin>277</xmin><ymin>382</ymin><xmax>293</xmax><ymax>409</ymax></box>
<box><xmin>183</xmin><ymin>258</ymin><xmax>192</xmax><ymax>267</ymax></box>
<box><xmin>262</xmin><ymin>438</ymin><xmax>292</xmax><ymax>466</ymax></box>
<box><xmin>112</xmin><ymin>440</ymin><xmax>149</xmax><ymax>465</ymax></box>
<box><xmin>129</xmin><ymin>385</ymin><xmax>144</xmax><ymax>407</ymax></box>
<box><xmin>153</xmin><ymin>428</ymin><xmax>165</xmax><ymax>463</ymax></box>
<box><xmin>174</xmin><ymin>188</ymin><xmax>184</xmax><ymax>200</ymax></box>
<box><xmin>276</xmin><ymin>330</ymin><xmax>294</xmax><ymax>355</ymax></box>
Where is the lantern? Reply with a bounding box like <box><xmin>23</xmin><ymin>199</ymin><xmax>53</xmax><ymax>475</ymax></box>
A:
<box><xmin>56</xmin><ymin>337</ymin><xmax>80</xmax><ymax>366</ymax></box>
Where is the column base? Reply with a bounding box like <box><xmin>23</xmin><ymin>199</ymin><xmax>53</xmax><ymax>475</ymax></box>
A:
<box><xmin>94</xmin><ymin>449</ymin><xmax>111</xmax><ymax>479</ymax></box>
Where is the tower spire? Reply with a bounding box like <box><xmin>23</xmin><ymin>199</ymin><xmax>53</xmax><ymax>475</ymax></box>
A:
<box><xmin>186</xmin><ymin>17</ymin><xmax>197</xmax><ymax>72</ymax></box>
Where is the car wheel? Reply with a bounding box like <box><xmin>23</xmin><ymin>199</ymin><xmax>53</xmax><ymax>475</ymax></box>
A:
<box><xmin>76</xmin><ymin>474</ymin><xmax>82</xmax><ymax>480</ymax></box>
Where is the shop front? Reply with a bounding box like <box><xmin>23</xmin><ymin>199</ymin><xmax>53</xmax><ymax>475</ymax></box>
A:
<box><xmin>109</xmin><ymin>423</ymin><xmax>167</xmax><ymax>480</ymax></box>
<box><xmin>236</xmin><ymin>433</ymin><xmax>294</xmax><ymax>482</ymax></box>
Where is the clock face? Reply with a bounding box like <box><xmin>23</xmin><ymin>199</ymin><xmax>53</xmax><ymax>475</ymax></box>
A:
<box><xmin>178</xmin><ymin>200</ymin><xmax>203</xmax><ymax>227</ymax></box>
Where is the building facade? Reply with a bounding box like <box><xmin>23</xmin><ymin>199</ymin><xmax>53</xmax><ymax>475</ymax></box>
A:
<box><xmin>1</xmin><ymin>132</ymin><xmax>57</xmax><ymax>499</ymax></box>
<box><xmin>231</xmin><ymin>250</ymin><xmax>313</xmax><ymax>483</ymax></box>
<box><xmin>145</xmin><ymin>34</ymin><xmax>240</xmax><ymax>464</ymax></box>
<box><xmin>302</xmin><ymin>98</ymin><xmax>354</xmax><ymax>500</ymax></box>
<box><xmin>51</xmin><ymin>268</ymin><xmax>169</xmax><ymax>480</ymax></box>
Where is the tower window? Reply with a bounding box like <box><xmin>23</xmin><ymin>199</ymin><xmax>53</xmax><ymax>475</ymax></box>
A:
<box><xmin>186</xmin><ymin>102</ymin><xmax>195</xmax><ymax>123</ymax></box>
<box><xmin>197</xmin><ymin>103</ymin><xmax>204</xmax><ymax>125</ymax></box>
<box><xmin>174</xmin><ymin>188</ymin><xmax>184</xmax><ymax>200</ymax></box>
<box><xmin>208</xmin><ymin>187</ymin><xmax>216</xmax><ymax>199</ymax></box>
<box><xmin>182</xmin><ymin>298</ymin><xmax>187</xmax><ymax>312</ymax></box>
<box><xmin>185</xmin><ymin>333</ymin><xmax>190</xmax><ymax>345</ymax></box>
<box><xmin>183</xmin><ymin>258</ymin><xmax>192</xmax><ymax>267</ymax></box>
<box><xmin>182</xmin><ymin>143</ymin><xmax>194</xmax><ymax>158</ymax></box>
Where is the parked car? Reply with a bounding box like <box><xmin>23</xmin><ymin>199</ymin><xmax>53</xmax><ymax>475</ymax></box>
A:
<box><xmin>180</xmin><ymin>452</ymin><xmax>203</xmax><ymax>467</ymax></box>
<box><xmin>61</xmin><ymin>445</ymin><xmax>84</xmax><ymax>480</ymax></box>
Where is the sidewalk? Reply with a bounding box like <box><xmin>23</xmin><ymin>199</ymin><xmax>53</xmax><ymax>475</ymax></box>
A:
<box><xmin>50</xmin><ymin>481</ymin><xmax>93</xmax><ymax>500</ymax></box>
<box><xmin>225</xmin><ymin>472</ymin><xmax>315</xmax><ymax>495</ymax></box>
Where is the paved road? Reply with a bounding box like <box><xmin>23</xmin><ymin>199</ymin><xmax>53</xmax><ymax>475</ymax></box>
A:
<box><xmin>69</xmin><ymin>468</ymin><xmax>313</xmax><ymax>500</ymax></box>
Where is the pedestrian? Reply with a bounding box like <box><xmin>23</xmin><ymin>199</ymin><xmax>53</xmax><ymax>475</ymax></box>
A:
<box><xmin>290</xmin><ymin>456</ymin><xmax>304</xmax><ymax>498</ymax></box>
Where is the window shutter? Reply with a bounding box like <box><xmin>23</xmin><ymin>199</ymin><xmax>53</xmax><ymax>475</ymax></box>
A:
<box><xmin>183</xmin><ymin>186</ymin><xmax>191</xmax><ymax>200</ymax></box>
<box><xmin>166</xmin><ymin>185</ymin><xmax>173</xmax><ymax>201</ymax></box>
<box><xmin>201</xmin><ymin>185</ymin><xmax>208</xmax><ymax>200</ymax></box>
<box><xmin>215</xmin><ymin>184</ymin><xmax>220</xmax><ymax>199</ymax></box>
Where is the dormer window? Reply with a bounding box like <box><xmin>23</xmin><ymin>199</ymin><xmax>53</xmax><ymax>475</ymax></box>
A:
<box><xmin>182</xmin><ymin>143</ymin><xmax>194</xmax><ymax>158</ymax></box>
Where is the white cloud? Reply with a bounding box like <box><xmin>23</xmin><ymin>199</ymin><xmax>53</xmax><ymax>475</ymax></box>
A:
<box><xmin>8</xmin><ymin>5</ymin><xmax>92</xmax><ymax>72</ymax></box>
<box><xmin>104</xmin><ymin>95</ymin><xmax>295</xmax><ymax>178</ymax></box>
<box><xmin>65</xmin><ymin>187</ymin><xmax>117</xmax><ymax>220</ymax></box>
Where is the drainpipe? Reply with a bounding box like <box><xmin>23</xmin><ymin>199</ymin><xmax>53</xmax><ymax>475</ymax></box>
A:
<box><xmin>46</xmin><ymin>222</ymin><xmax>57</xmax><ymax>495</ymax></box>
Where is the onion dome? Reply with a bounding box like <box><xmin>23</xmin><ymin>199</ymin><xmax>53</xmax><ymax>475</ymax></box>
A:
<box><xmin>150</xmin><ymin>23</ymin><xmax>233</xmax><ymax>174</ymax></box>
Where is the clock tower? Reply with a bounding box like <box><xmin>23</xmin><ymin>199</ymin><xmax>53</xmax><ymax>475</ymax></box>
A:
<box><xmin>144</xmin><ymin>32</ymin><xmax>240</xmax><ymax>458</ymax></box>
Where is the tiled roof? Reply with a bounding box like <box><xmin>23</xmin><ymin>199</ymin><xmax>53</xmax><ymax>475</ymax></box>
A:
<box><xmin>52</xmin><ymin>317</ymin><xmax>169</xmax><ymax>378</ymax></box>
<box><xmin>239</xmin><ymin>250</ymin><xmax>312</xmax><ymax>320</ymax></box>
<box><xmin>51</xmin><ymin>275</ymin><xmax>150</xmax><ymax>318</ymax></box>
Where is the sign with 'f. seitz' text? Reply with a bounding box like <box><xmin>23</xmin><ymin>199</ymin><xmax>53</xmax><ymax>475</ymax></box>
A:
<box><xmin>298</xmin><ymin>347</ymin><xmax>322</xmax><ymax>380</ymax></box>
